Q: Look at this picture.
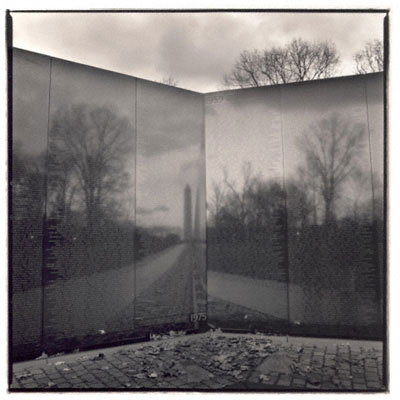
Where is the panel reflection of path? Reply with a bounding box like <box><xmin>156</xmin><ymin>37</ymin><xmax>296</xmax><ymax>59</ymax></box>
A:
<box><xmin>133</xmin><ymin>243</ymin><xmax>194</xmax><ymax>327</ymax></box>
<box><xmin>208</xmin><ymin>271</ymin><xmax>303</xmax><ymax>322</ymax></box>
<box><xmin>135</xmin><ymin>243</ymin><xmax>187</xmax><ymax>295</ymax></box>
<box><xmin>105</xmin><ymin>242</ymin><xmax>193</xmax><ymax>330</ymax></box>
<box><xmin>43</xmin><ymin>243</ymin><xmax>188</xmax><ymax>343</ymax></box>
<box><xmin>208</xmin><ymin>270</ymin><xmax>381</xmax><ymax>327</ymax></box>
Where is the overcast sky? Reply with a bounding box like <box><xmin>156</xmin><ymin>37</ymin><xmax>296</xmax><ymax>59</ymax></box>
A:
<box><xmin>12</xmin><ymin>11</ymin><xmax>385</xmax><ymax>92</ymax></box>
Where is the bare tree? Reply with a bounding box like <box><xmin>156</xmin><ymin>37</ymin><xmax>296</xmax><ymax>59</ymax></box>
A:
<box><xmin>354</xmin><ymin>39</ymin><xmax>383</xmax><ymax>74</ymax></box>
<box><xmin>296</xmin><ymin>160</ymin><xmax>330</xmax><ymax>226</ymax></box>
<box><xmin>222</xmin><ymin>162</ymin><xmax>256</xmax><ymax>229</ymax></box>
<box><xmin>285</xmin><ymin>179</ymin><xmax>314</xmax><ymax>230</ymax></box>
<box><xmin>208</xmin><ymin>181</ymin><xmax>225</xmax><ymax>227</ymax></box>
<box><xmin>48</xmin><ymin>104</ymin><xmax>133</xmax><ymax>229</ymax></box>
<box><xmin>12</xmin><ymin>142</ymin><xmax>47</xmax><ymax>222</ymax></box>
<box><xmin>160</xmin><ymin>76</ymin><xmax>179</xmax><ymax>87</ymax></box>
<box><xmin>247</xmin><ymin>178</ymin><xmax>287</xmax><ymax>229</ymax></box>
<box><xmin>223</xmin><ymin>38</ymin><xmax>340</xmax><ymax>88</ymax></box>
<box><xmin>297</xmin><ymin>113</ymin><xmax>365</xmax><ymax>224</ymax></box>
<box><xmin>223</xmin><ymin>50</ymin><xmax>265</xmax><ymax>88</ymax></box>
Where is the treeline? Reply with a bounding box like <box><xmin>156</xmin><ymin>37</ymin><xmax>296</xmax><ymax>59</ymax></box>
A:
<box><xmin>12</xmin><ymin>144</ymin><xmax>181</xmax><ymax>291</ymax></box>
<box><xmin>207</xmin><ymin>166</ymin><xmax>383</xmax><ymax>292</ymax></box>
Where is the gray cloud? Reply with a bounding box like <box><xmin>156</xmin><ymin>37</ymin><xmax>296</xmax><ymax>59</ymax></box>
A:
<box><xmin>137</xmin><ymin>80</ymin><xmax>203</xmax><ymax>157</ymax></box>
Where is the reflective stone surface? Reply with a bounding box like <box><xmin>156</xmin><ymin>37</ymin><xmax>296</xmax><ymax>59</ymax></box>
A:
<box><xmin>135</xmin><ymin>80</ymin><xmax>206</xmax><ymax>329</ymax></box>
<box><xmin>12</xmin><ymin>49</ymin><xmax>50</xmax><ymax>356</ymax></box>
<box><xmin>43</xmin><ymin>58</ymin><xmax>137</xmax><ymax>352</ymax></box>
<box><xmin>205</xmin><ymin>86</ymin><xmax>289</xmax><ymax>332</ymax></box>
<box><xmin>11</xmin><ymin>48</ymin><xmax>384</xmax><ymax>361</ymax></box>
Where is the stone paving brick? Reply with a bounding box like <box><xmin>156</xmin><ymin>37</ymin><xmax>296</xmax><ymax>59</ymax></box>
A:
<box><xmin>57</xmin><ymin>382</ymin><xmax>73</xmax><ymax>388</ymax></box>
<box><xmin>45</xmin><ymin>374</ymin><xmax>63</xmax><ymax>382</ymax></box>
<box><xmin>73</xmin><ymin>382</ymin><xmax>91</xmax><ymax>388</ymax></box>
<box><xmin>365</xmin><ymin>373</ymin><xmax>379</xmax><ymax>381</ymax></box>
<box><xmin>366</xmin><ymin>381</ymin><xmax>384</xmax><ymax>390</ymax></box>
<box><xmin>80</xmin><ymin>373</ymin><xmax>98</xmax><ymax>383</ymax></box>
<box><xmin>340</xmin><ymin>380</ymin><xmax>352</xmax><ymax>389</ymax></box>
<box><xmin>22</xmin><ymin>382</ymin><xmax>38</xmax><ymax>388</ymax></box>
<box><xmin>140</xmin><ymin>380</ymin><xmax>158</xmax><ymax>388</ymax></box>
<box><xmin>292</xmin><ymin>377</ymin><xmax>306</xmax><ymax>387</ymax></box>
<box><xmin>276</xmin><ymin>374</ymin><xmax>292</xmax><ymax>386</ymax></box>
<box><xmin>109</xmin><ymin>371</ymin><xmax>128</xmax><ymax>380</ymax></box>
<box><xmin>18</xmin><ymin>377</ymin><xmax>35</xmax><ymax>385</ymax></box>
<box><xmin>306</xmin><ymin>383</ymin><xmax>320</xmax><ymax>389</ymax></box>
<box><xmin>214</xmin><ymin>376</ymin><xmax>232</xmax><ymax>386</ymax></box>
<box><xmin>34</xmin><ymin>376</ymin><xmax>51</xmax><ymax>385</ymax></box>
<box><xmin>205</xmin><ymin>380</ymin><xmax>225</xmax><ymax>389</ymax></box>
<box><xmin>268</xmin><ymin>372</ymin><xmax>280</xmax><ymax>384</ymax></box>
<box><xmin>99</xmin><ymin>378</ymin><xmax>121</xmax><ymax>387</ymax></box>
<box><xmin>321</xmin><ymin>382</ymin><xmax>336</xmax><ymax>389</ymax></box>
<box><xmin>90</xmin><ymin>382</ymin><xmax>107</xmax><ymax>389</ymax></box>
<box><xmin>68</xmin><ymin>377</ymin><xmax>84</xmax><ymax>384</ymax></box>
<box><xmin>10</xmin><ymin>380</ymin><xmax>22</xmax><ymax>389</ymax></box>
<box><xmin>34</xmin><ymin>372</ymin><xmax>48</xmax><ymax>379</ymax></box>
<box><xmin>61</xmin><ymin>371</ymin><xmax>79</xmax><ymax>380</ymax></box>
<box><xmin>92</xmin><ymin>371</ymin><xmax>110</xmax><ymax>378</ymax></box>
<box><xmin>52</xmin><ymin>377</ymin><xmax>68</xmax><ymax>385</ymax></box>
<box><xmin>30</xmin><ymin>368</ymin><xmax>45</xmax><ymax>375</ymax></box>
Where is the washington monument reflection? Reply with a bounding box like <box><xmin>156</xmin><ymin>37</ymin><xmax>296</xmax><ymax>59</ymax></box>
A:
<box><xmin>184</xmin><ymin>184</ymin><xmax>192</xmax><ymax>241</ymax></box>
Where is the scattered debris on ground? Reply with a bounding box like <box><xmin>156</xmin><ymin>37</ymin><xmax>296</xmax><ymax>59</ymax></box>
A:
<box><xmin>11</xmin><ymin>333</ymin><xmax>385</xmax><ymax>391</ymax></box>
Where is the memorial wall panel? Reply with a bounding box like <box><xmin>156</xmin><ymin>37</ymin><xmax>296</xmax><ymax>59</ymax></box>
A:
<box><xmin>43</xmin><ymin>58</ymin><xmax>136</xmax><ymax>352</ymax></box>
<box><xmin>12</xmin><ymin>49</ymin><xmax>50</xmax><ymax>358</ymax></box>
<box><xmin>205</xmin><ymin>87</ymin><xmax>289</xmax><ymax>332</ymax></box>
<box><xmin>365</xmin><ymin>73</ymin><xmax>385</xmax><ymax>329</ymax></box>
<box><xmin>135</xmin><ymin>80</ymin><xmax>206</xmax><ymax>331</ymax></box>
<box><xmin>280</xmin><ymin>75</ymin><xmax>382</xmax><ymax>338</ymax></box>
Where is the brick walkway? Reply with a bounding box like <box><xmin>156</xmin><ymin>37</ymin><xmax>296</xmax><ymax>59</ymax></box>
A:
<box><xmin>10</xmin><ymin>332</ymin><xmax>386</xmax><ymax>391</ymax></box>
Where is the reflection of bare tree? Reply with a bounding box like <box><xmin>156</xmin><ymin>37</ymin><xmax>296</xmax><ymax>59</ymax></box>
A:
<box><xmin>13</xmin><ymin>141</ymin><xmax>46</xmax><ymax>221</ymax></box>
<box><xmin>208</xmin><ymin>182</ymin><xmax>225</xmax><ymax>227</ymax></box>
<box><xmin>344</xmin><ymin>169</ymin><xmax>383</xmax><ymax>224</ymax></box>
<box><xmin>285</xmin><ymin>180</ymin><xmax>313</xmax><ymax>230</ymax></box>
<box><xmin>12</xmin><ymin>142</ymin><xmax>47</xmax><ymax>290</ymax></box>
<box><xmin>48</xmin><ymin>104</ymin><xmax>133</xmax><ymax>229</ymax></box>
<box><xmin>222</xmin><ymin>162</ymin><xmax>256</xmax><ymax>230</ymax></box>
<box><xmin>210</xmin><ymin>162</ymin><xmax>288</xmax><ymax>231</ymax></box>
<box><xmin>297</xmin><ymin>113</ymin><xmax>365</xmax><ymax>224</ymax></box>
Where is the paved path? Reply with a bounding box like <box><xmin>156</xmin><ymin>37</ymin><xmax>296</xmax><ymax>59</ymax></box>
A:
<box><xmin>13</xmin><ymin>244</ymin><xmax>187</xmax><ymax>346</ymax></box>
<box><xmin>10</xmin><ymin>332</ymin><xmax>385</xmax><ymax>391</ymax></box>
<box><xmin>113</xmin><ymin>244</ymin><xmax>194</xmax><ymax>327</ymax></box>
<box><xmin>207</xmin><ymin>271</ymin><xmax>305</xmax><ymax>321</ymax></box>
<box><xmin>136</xmin><ymin>244</ymin><xmax>187</xmax><ymax>295</ymax></box>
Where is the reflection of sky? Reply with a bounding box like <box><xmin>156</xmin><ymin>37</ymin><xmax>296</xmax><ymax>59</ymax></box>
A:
<box><xmin>136</xmin><ymin>79</ymin><xmax>203</xmax><ymax>231</ymax></box>
<box><xmin>13</xmin><ymin>49</ymin><xmax>51</xmax><ymax>156</ymax></box>
<box><xmin>136</xmin><ymin>145</ymin><xmax>202</xmax><ymax>230</ymax></box>
<box><xmin>205</xmin><ymin>74</ymin><xmax>384</xmax><ymax>213</ymax></box>
<box><xmin>205</xmin><ymin>86</ymin><xmax>283</xmax><ymax>197</ymax></box>
<box><xmin>280</xmin><ymin>75</ymin><xmax>382</xmax><ymax>178</ymax></box>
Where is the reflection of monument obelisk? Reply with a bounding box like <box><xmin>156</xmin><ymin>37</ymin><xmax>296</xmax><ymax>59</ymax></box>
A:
<box><xmin>193</xmin><ymin>188</ymin><xmax>200</xmax><ymax>241</ymax></box>
<box><xmin>184</xmin><ymin>184</ymin><xmax>192</xmax><ymax>241</ymax></box>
